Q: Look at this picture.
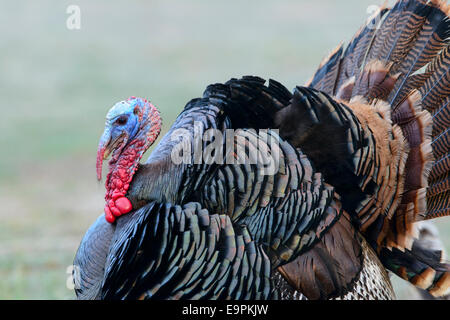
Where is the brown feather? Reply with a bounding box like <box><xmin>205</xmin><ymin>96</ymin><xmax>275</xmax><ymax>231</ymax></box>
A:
<box><xmin>277</xmin><ymin>211</ymin><xmax>362</xmax><ymax>300</ymax></box>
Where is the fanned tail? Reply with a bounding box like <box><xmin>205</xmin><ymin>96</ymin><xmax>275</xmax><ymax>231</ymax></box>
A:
<box><xmin>307</xmin><ymin>0</ymin><xmax>450</xmax><ymax>297</ymax></box>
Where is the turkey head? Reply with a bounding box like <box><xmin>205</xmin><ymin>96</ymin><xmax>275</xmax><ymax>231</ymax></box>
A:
<box><xmin>96</xmin><ymin>97</ymin><xmax>162</xmax><ymax>223</ymax></box>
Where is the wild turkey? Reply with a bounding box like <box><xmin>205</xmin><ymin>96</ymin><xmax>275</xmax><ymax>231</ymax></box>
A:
<box><xmin>74</xmin><ymin>0</ymin><xmax>450</xmax><ymax>300</ymax></box>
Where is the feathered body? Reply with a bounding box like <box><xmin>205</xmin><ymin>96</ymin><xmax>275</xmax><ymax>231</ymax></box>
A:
<box><xmin>74</xmin><ymin>0</ymin><xmax>450</xmax><ymax>300</ymax></box>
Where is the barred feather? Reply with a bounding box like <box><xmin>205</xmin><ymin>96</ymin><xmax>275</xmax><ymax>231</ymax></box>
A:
<box><xmin>308</xmin><ymin>0</ymin><xmax>450</xmax><ymax>297</ymax></box>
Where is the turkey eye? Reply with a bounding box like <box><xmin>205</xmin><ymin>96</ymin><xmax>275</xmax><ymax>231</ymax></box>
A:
<box><xmin>116</xmin><ymin>116</ymin><xmax>128</xmax><ymax>125</ymax></box>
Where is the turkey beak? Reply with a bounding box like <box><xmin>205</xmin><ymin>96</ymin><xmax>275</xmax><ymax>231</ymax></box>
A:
<box><xmin>96</xmin><ymin>128</ymin><xmax>112</xmax><ymax>181</ymax></box>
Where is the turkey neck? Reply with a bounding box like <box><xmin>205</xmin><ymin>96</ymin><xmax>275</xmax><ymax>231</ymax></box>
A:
<box><xmin>126</xmin><ymin>150</ymin><xmax>187</xmax><ymax>211</ymax></box>
<box><xmin>104</xmin><ymin>137</ymin><xmax>147</xmax><ymax>213</ymax></box>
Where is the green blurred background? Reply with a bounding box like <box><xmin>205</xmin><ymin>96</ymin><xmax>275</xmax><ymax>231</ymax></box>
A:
<box><xmin>0</xmin><ymin>0</ymin><xmax>448</xmax><ymax>299</ymax></box>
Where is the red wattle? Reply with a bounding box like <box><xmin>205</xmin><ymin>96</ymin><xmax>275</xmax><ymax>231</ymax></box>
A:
<box><xmin>115</xmin><ymin>197</ymin><xmax>132</xmax><ymax>214</ymax></box>
<box><xmin>104</xmin><ymin>205</ymin><xmax>115</xmax><ymax>223</ymax></box>
<box><xmin>102</xmin><ymin>142</ymin><xmax>141</xmax><ymax>223</ymax></box>
<box><xmin>110</xmin><ymin>206</ymin><xmax>121</xmax><ymax>217</ymax></box>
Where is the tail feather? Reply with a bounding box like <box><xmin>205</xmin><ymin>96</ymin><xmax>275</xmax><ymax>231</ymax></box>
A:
<box><xmin>431</xmin><ymin>97</ymin><xmax>450</xmax><ymax>135</ymax></box>
<box><xmin>427</xmin><ymin>189</ymin><xmax>450</xmax><ymax>218</ymax></box>
<box><xmin>419</xmin><ymin>47</ymin><xmax>450</xmax><ymax>113</ymax></box>
<box><xmin>306</xmin><ymin>4</ymin><xmax>390</xmax><ymax>95</ymax></box>
<box><xmin>380</xmin><ymin>244</ymin><xmax>450</xmax><ymax>296</ymax></box>
<box><xmin>351</xmin><ymin>60</ymin><xmax>400</xmax><ymax>101</ymax></box>
<box><xmin>306</xmin><ymin>44</ymin><xmax>344</xmax><ymax>94</ymax></box>
<box><xmin>335</xmin><ymin>4</ymin><xmax>390</xmax><ymax>91</ymax></box>
<box><xmin>431</xmin><ymin>127</ymin><xmax>449</xmax><ymax>162</ymax></box>
<box><xmin>365</xmin><ymin>0</ymin><xmax>416</xmax><ymax>64</ymax></box>
<box><xmin>307</xmin><ymin>0</ymin><xmax>450</xmax><ymax>297</ymax></box>
<box><xmin>389</xmin><ymin>1</ymin><xmax>450</xmax><ymax>106</ymax></box>
<box><xmin>381</xmin><ymin>220</ymin><xmax>450</xmax><ymax>297</ymax></box>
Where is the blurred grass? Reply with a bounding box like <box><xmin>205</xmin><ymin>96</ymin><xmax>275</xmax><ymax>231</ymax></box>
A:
<box><xmin>0</xmin><ymin>0</ymin><xmax>448</xmax><ymax>299</ymax></box>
